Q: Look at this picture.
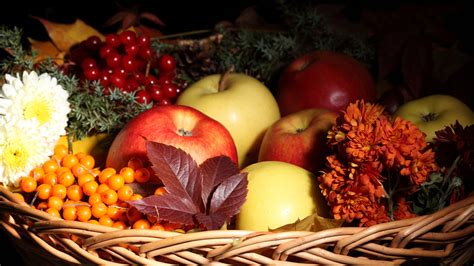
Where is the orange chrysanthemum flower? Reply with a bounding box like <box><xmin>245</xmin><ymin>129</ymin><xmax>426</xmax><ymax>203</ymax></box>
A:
<box><xmin>319</xmin><ymin>100</ymin><xmax>438</xmax><ymax>226</ymax></box>
<box><xmin>393</xmin><ymin>198</ymin><xmax>416</xmax><ymax>220</ymax></box>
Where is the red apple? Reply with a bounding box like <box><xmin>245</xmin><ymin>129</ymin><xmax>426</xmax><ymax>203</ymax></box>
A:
<box><xmin>106</xmin><ymin>105</ymin><xmax>238</xmax><ymax>169</ymax></box>
<box><xmin>258</xmin><ymin>108</ymin><xmax>337</xmax><ymax>173</ymax></box>
<box><xmin>277</xmin><ymin>50</ymin><xmax>376</xmax><ymax>115</ymax></box>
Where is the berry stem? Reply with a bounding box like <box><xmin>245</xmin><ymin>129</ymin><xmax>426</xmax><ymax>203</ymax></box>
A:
<box><xmin>145</xmin><ymin>60</ymin><xmax>151</xmax><ymax>77</ymax></box>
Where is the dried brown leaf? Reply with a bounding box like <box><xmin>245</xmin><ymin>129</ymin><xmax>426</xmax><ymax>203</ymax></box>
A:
<box><xmin>33</xmin><ymin>17</ymin><xmax>104</xmax><ymax>52</ymax></box>
<box><xmin>270</xmin><ymin>213</ymin><xmax>343</xmax><ymax>233</ymax></box>
<box><xmin>28</xmin><ymin>38</ymin><xmax>64</xmax><ymax>65</ymax></box>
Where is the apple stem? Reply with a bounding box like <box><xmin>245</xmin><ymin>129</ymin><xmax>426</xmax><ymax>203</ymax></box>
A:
<box><xmin>218</xmin><ymin>67</ymin><xmax>234</xmax><ymax>92</ymax></box>
<box><xmin>177</xmin><ymin>128</ymin><xmax>193</xmax><ymax>137</ymax></box>
<box><xmin>422</xmin><ymin>112</ymin><xmax>438</xmax><ymax>122</ymax></box>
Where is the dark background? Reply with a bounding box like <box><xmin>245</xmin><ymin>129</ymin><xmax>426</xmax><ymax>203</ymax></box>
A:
<box><xmin>1</xmin><ymin>0</ymin><xmax>473</xmax><ymax>264</ymax></box>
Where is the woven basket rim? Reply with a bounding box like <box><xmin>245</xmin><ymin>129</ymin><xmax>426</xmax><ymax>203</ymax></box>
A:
<box><xmin>1</xmin><ymin>186</ymin><xmax>473</xmax><ymax>265</ymax></box>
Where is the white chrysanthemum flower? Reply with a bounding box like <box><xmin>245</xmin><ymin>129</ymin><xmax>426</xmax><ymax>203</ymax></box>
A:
<box><xmin>0</xmin><ymin>71</ymin><xmax>70</xmax><ymax>148</ymax></box>
<box><xmin>0</xmin><ymin>118</ymin><xmax>51</xmax><ymax>186</ymax></box>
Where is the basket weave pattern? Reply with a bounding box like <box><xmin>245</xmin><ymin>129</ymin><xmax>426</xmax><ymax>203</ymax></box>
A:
<box><xmin>1</xmin><ymin>186</ymin><xmax>473</xmax><ymax>265</ymax></box>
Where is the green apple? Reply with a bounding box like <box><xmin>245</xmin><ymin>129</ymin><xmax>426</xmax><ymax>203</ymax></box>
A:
<box><xmin>236</xmin><ymin>161</ymin><xmax>328</xmax><ymax>231</ymax></box>
<box><xmin>394</xmin><ymin>94</ymin><xmax>474</xmax><ymax>142</ymax></box>
<box><xmin>176</xmin><ymin>73</ymin><xmax>280</xmax><ymax>167</ymax></box>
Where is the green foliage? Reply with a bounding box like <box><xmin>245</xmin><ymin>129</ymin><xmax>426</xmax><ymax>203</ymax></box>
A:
<box><xmin>412</xmin><ymin>157</ymin><xmax>464</xmax><ymax>215</ymax></box>
<box><xmin>0</xmin><ymin>26</ymin><xmax>33</xmax><ymax>74</ymax></box>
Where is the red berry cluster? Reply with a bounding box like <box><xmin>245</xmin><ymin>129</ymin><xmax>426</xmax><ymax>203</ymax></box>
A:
<box><xmin>69</xmin><ymin>30</ymin><xmax>181</xmax><ymax>105</ymax></box>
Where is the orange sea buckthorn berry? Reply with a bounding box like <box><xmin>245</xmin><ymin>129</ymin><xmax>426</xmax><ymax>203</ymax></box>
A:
<box><xmin>112</xmin><ymin>220</ymin><xmax>127</xmax><ymax>229</ymax></box>
<box><xmin>117</xmin><ymin>185</ymin><xmax>133</xmax><ymax>201</ymax></box>
<box><xmin>37</xmin><ymin>201</ymin><xmax>49</xmax><ymax>210</ymax></box>
<box><xmin>62</xmin><ymin>154</ymin><xmax>79</xmax><ymax>168</ymax></box>
<box><xmin>90</xmin><ymin>168</ymin><xmax>101</xmax><ymax>177</ymax></box>
<box><xmin>132</xmin><ymin>219</ymin><xmax>151</xmax><ymax>229</ymax></box>
<box><xmin>101</xmin><ymin>189</ymin><xmax>118</xmax><ymax>205</ymax></box>
<box><xmin>107</xmin><ymin>205</ymin><xmax>124</xmax><ymax>220</ymax></box>
<box><xmin>67</xmin><ymin>185</ymin><xmax>83</xmax><ymax>201</ymax></box>
<box><xmin>78</xmin><ymin>173</ymin><xmax>95</xmax><ymax>187</ymax></box>
<box><xmin>12</xmin><ymin>193</ymin><xmax>25</xmax><ymax>202</ymax></box>
<box><xmin>43</xmin><ymin>159</ymin><xmax>59</xmax><ymax>174</ymax></box>
<box><xmin>88</xmin><ymin>193</ymin><xmax>102</xmax><ymax>206</ymax></box>
<box><xmin>164</xmin><ymin>222</ymin><xmax>182</xmax><ymax>231</ymax></box>
<box><xmin>58</xmin><ymin>171</ymin><xmax>75</xmax><ymax>187</ymax></box>
<box><xmin>47</xmin><ymin>196</ymin><xmax>64</xmax><ymax>210</ymax></box>
<box><xmin>134</xmin><ymin>168</ymin><xmax>150</xmax><ymax>183</ymax></box>
<box><xmin>46</xmin><ymin>208</ymin><xmax>61</xmax><ymax>218</ymax></box>
<box><xmin>43</xmin><ymin>172</ymin><xmax>58</xmax><ymax>186</ymax></box>
<box><xmin>37</xmin><ymin>184</ymin><xmax>52</xmax><ymax>200</ymax></box>
<box><xmin>146</xmin><ymin>214</ymin><xmax>157</xmax><ymax>224</ymax></box>
<box><xmin>56</xmin><ymin>166</ymin><xmax>71</xmax><ymax>177</ymax></box>
<box><xmin>20</xmin><ymin>176</ymin><xmax>37</xmax><ymax>193</ymax></box>
<box><xmin>77</xmin><ymin>205</ymin><xmax>92</xmax><ymax>222</ymax></box>
<box><xmin>126</xmin><ymin>207</ymin><xmax>143</xmax><ymax>223</ymax></box>
<box><xmin>79</xmin><ymin>155</ymin><xmax>95</xmax><ymax>170</ymax></box>
<box><xmin>107</xmin><ymin>174</ymin><xmax>124</xmax><ymax>191</ymax></box>
<box><xmin>91</xmin><ymin>202</ymin><xmax>108</xmax><ymax>218</ymax></box>
<box><xmin>99</xmin><ymin>215</ymin><xmax>114</xmax><ymax>227</ymax></box>
<box><xmin>88</xmin><ymin>219</ymin><xmax>99</xmax><ymax>225</ymax></box>
<box><xmin>154</xmin><ymin>187</ymin><xmax>167</xmax><ymax>196</ymax></box>
<box><xmin>54</xmin><ymin>144</ymin><xmax>69</xmax><ymax>159</ymax></box>
<box><xmin>51</xmin><ymin>184</ymin><xmax>67</xmax><ymax>199</ymax></box>
<box><xmin>62</xmin><ymin>206</ymin><xmax>77</xmax><ymax>221</ymax></box>
<box><xmin>30</xmin><ymin>167</ymin><xmax>45</xmax><ymax>182</ymax></box>
<box><xmin>129</xmin><ymin>194</ymin><xmax>142</xmax><ymax>201</ymax></box>
<box><xmin>127</xmin><ymin>157</ymin><xmax>144</xmax><ymax>170</ymax></box>
<box><xmin>119</xmin><ymin>167</ymin><xmax>135</xmax><ymax>183</ymax></box>
<box><xmin>71</xmin><ymin>164</ymin><xmax>87</xmax><ymax>178</ymax></box>
<box><xmin>151</xmin><ymin>223</ymin><xmax>165</xmax><ymax>231</ymax></box>
<box><xmin>99</xmin><ymin>168</ymin><xmax>116</xmax><ymax>184</ymax></box>
<box><xmin>97</xmin><ymin>183</ymin><xmax>111</xmax><ymax>194</ymax></box>
<box><xmin>82</xmin><ymin>181</ymin><xmax>99</xmax><ymax>196</ymax></box>
<box><xmin>75</xmin><ymin>152</ymin><xmax>86</xmax><ymax>160</ymax></box>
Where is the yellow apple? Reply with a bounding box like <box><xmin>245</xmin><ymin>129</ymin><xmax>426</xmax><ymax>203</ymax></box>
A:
<box><xmin>176</xmin><ymin>73</ymin><xmax>280</xmax><ymax>167</ymax></box>
<box><xmin>394</xmin><ymin>94</ymin><xmax>474</xmax><ymax>142</ymax></box>
<box><xmin>235</xmin><ymin>161</ymin><xmax>328</xmax><ymax>231</ymax></box>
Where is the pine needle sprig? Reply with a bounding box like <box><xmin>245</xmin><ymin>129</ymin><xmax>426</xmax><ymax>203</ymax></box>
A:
<box><xmin>0</xmin><ymin>26</ymin><xmax>33</xmax><ymax>74</ymax></box>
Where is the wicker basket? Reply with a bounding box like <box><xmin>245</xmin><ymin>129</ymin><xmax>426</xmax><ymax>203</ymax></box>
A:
<box><xmin>0</xmin><ymin>186</ymin><xmax>473</xmax><ymax>265</ymax></box>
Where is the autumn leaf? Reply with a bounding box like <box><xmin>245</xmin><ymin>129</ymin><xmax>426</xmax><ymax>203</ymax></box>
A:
<box><xmin>28</xmin><ymin>38</ymin><xmax>64</xmax><ymax>65</ymax></box>
<box><xmin>270</xmin><ymin>213</ymin><xmax>343</xmax><ymax>233</ymax></box>
<box><xmin>128</xmin><ymin>142</ymin><xmax>248</xmax><ymax>230</ymax></box>
<box><xmin>33</xmin><ymin>17</ymin><xmax>104</xmax><ymax>52</ymax></box>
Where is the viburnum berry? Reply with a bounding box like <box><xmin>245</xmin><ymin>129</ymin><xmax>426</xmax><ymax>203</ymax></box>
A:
<box><xmin>137</xmin><ymin>34</ymin><xmax>150</xmax><ymax>47</ymax></box>
<box><xmin>84</xmin><ymin>67</ymin><xmax>100</xmax><ymax>81</ymax></box>
<box><xmin>121</xmin><ymin>55</ymin><xmax>138</xmax><ymax>72</ymax></box>
<box><xmin>158</xmin><ymin>54</ymin><xmax>176</xmax><ymax>73</ymax></box>
<box><xmin>135</xmin><ymin>90</ymin><xmax>152</xmax><ymax>105</ymax></box>
<box><xmin>119</xmin><ymin>30</ymin><xmax>136</xmax><ymax>46</ymax></box>
<box><xmin>85</xmin><ymin>36</ymin><xmax>102</xmax><ymax>51</ymax></box>
<box><xmin>106</xmin><ymin>53</ymin><xmax>122</xmax><ymax>69</ymax></box>
<box><xmin>125</xmin><ymin>44</ymin><xmax>139</xmax><ymax>56</ymax></box>
<box><xmin>106</xmin><ymin>33</ymin><xmax>121</xmax><ymax>47</ymax></box>
<box><xmin>148</xmin><ymin>85</ymin><xmax>164</xmax><ymax>102</ymax></box>
<box><xmin>81</xmin><ymin>58</ymin><xmax>98</xmax><ymax>70</ymax></box>
<box><xmin>138</xmin><ymin>47</ymin><xmax>153</xmax><ymax>60</ymax></box>
<box><xmin>99</xmin><ymin>45</ymin><xmax>115</xmax><ymax>59</ymax></box>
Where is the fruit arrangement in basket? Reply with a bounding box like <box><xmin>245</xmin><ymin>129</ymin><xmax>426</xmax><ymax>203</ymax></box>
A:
<box><xmin>1</xmin><ymin>2</ymin><xmax>474</xmax><ymax>264</ymax></box>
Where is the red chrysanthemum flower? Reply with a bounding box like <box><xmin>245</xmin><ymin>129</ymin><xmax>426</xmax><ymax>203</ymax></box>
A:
<box><xmin>393</xmin><ymin>197</ymin><xmax>416</xmax><ymax>220</ymax></box>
